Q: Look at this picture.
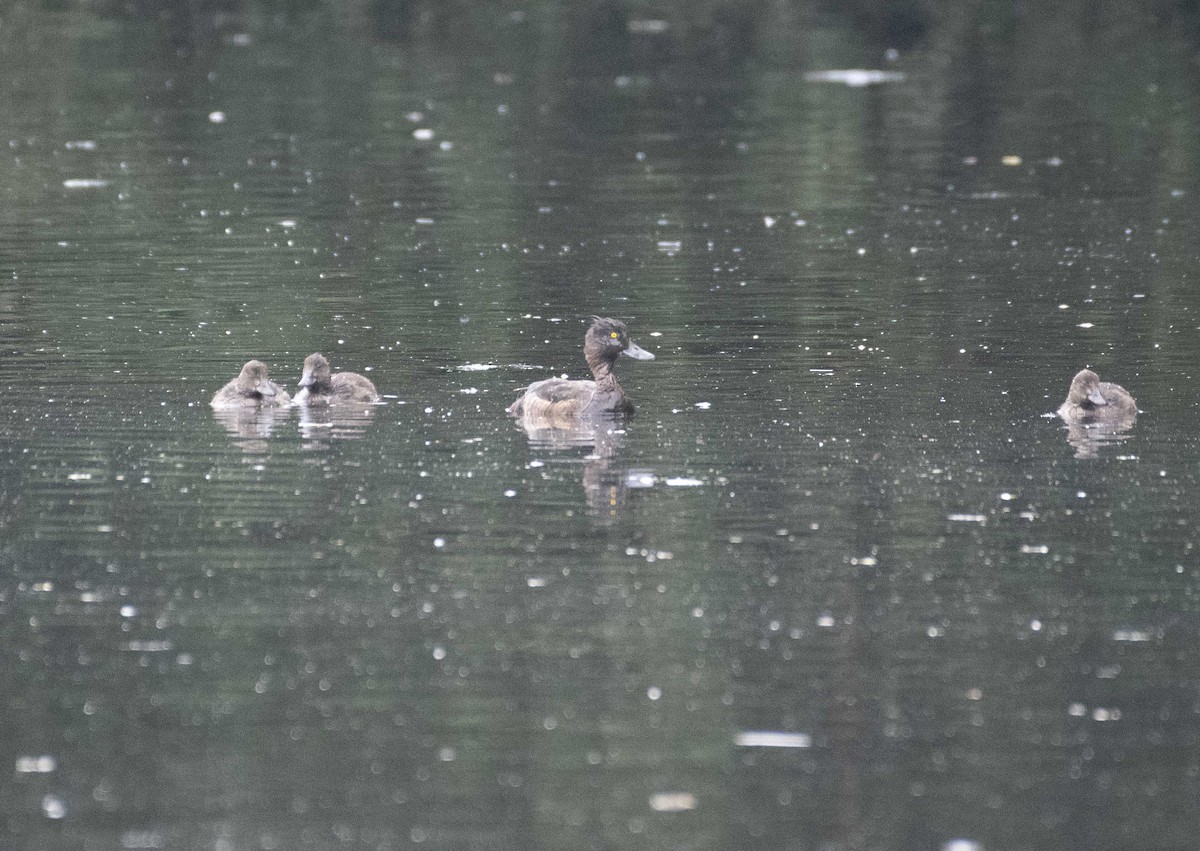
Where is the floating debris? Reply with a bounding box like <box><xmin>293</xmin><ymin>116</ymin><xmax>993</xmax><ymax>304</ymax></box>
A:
<box><xmin>804</xmin><ymin>69</ymin><xmax>906</xmax><ymax>87</ymax></box>
<box><xmin>1112</xmin><ymin>629</ymin><xmax>1153</xmax><ymax>642</ymax></box>
<box><xmin>63</xmin><ymin>178</ymin><xmax>108</xmax><ymax>189</ymax></box>
<box><xmin>649</xmin><ymin>792</ymin><xmax>697</xmax><ymax>812</ymax></box>
<box><xmin>663</xmin><ymin>477</ymin><xmax>703</xmax><ymax>487</ymax></box>
<box><xmin>457</xmin><ymin>363</ymin><xmax>497</xmax><ymax>371</ymax></box>
<box><xmin>734</xmin><ymin>731</ymin><xmax>812</xmax><ymax>748</ymax></box>
<box><xmin>413</xmin><ymin>128</ymin><xmax>435</xmax><ymax>141</ymax></box>
<box><xmin>948</xmin><ymin>513</ymin><xmax>987</xmax><ymax>523</ymax></box>
<box><xmin>124</xmin><ymin>640</ymin><xmax>173</xmax><ymax>652</ymax></box>
<box><xmin>208</xmin><ymin>111</ymin><xmax>226</xmax><ymax>124</ymax></box>
<box><xmin>42</xmin><ymin>794</ymin><xmax>65</xmax><ymax>820</ymax></box>
<box><xmin>628</xmin><ymin>19</ymin><xmax>669</xmax><ymax>34</ymax></box>
<box><xmin>1001</xmin><ymin>154</ymin><xmax>1023</xmax><ymax>166</ymax></box>
<box><xmin>15</xmin><ymin>756</ymin><xmax>57</xmax><ymax>774</ymax></box>
<box><xmin>1019</xmin><ymin>544</ymin><xmax>1049</xmax><ymax>554</ymax></box>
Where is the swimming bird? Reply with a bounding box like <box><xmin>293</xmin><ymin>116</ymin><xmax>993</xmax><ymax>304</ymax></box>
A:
<box><xmin>1057</xmin><ymin>368</ymin><xmax>1137</xmax><ymax>424</ymax></box>
<box><xmin>508</xmin><ymin>316</ymin><xmax>655</xmax><ymax>421</ymax></box>
<box><xmin>294</xmin><ymin>353</ymin><xmax>379</xmax><ymax>405</ymax></box>
<box><xmin>211</xmin><ymin>360</ymin><xmax>290</xmax><ymax>409</ymax></box>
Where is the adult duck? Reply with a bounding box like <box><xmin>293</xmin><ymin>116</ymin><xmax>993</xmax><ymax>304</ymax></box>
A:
<box><xmin>294</xmin><ymin>353</ymin><xmax>380</xmax><ymax>405</ymax></box>
<box><xmin>508</xmin><ymin>316</ymin><xmax>655</xmax><ymax>421</ymax></box>
<box><xmin>211</xmin><ymin>360</ymin><xmax>290</xmax><ymax>409</ymax></box>
<box><xmin>1057</xmin><ymin>368</ymin><xmax>1137</xmax><ymax>424</ymax></box>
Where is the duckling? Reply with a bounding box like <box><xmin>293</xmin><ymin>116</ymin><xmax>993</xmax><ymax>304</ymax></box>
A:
<box><xmin>508</xmin><ymin>316</ymin><xmax>655</xmax><ymax>420</ymax></box>
<box><xmin>294</xmin><ymin>353</ymin><xmax>379</xmax><ymax>405</ymax></box>
<box><xmin>1057</xmin><ymin>368</ymin><xmax>1137</xmax><ymax>424</ymax></box>
<box><xmin>211</xmin><ymin>360</ymin><xmax>290</xmax><ymax>409</ymax></box>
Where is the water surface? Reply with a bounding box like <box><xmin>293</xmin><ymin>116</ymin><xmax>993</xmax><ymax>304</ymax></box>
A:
<box><xmin>3</xmin><ymin>3</ymin><xmax>1200</xmax><ymax>850</ymax></box>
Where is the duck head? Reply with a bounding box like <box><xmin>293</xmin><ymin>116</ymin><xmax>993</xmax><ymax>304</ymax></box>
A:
<box><xmin>1067</xmin><ymin>368</ymin><xmax>1108</xmax><ymax>408</ymax></box>
<box><xmin>584</xmin><ymin>316</ymin><xmax>655</xmax><ymax>364</ymax></box>
<box><xmin>299</xmin><ymin>353</ymin><xmax>332</xmax><ymax>390</ymax></box>
<box><xmin>238</xmin><ymin>360</ymin><xmax>278</xmax><ymax>399</ymax></box>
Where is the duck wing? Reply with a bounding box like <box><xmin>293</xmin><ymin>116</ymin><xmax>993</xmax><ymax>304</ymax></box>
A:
<box><xmin>331</xmin><ymin>372</ymin><xmax>380</xmax><ymax>403</ymax></box>
<box><xmin>512</xmin><ymin>378</ymin><xmax>597</xmax><ymax>418</ymax></box>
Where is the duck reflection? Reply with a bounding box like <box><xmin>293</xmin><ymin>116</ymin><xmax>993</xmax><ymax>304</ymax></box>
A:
<box><xmin>297</xmin><ymin>402</ymin><xmax>377</xmax><ymax>449</ymax></box>
<box><xmin>1064</xmin><ymin>416</ymin><xmax>1137</xmax><ymax>459</ymax></box>
<box><xmin>517</xmin><ymin>415</ymin><xmax>651</xmax><ymax>521</ymax></box>
<box><xmin>211</xmin><ymin>405</ymin><xmax>292</xmax><ymax>454</ymax></box>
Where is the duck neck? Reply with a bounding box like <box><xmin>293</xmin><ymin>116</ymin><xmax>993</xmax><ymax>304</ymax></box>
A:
<box><xmin>586</xmin><ymin>350</ymin><xmax>620</xmax><ymax>392</ymax></box>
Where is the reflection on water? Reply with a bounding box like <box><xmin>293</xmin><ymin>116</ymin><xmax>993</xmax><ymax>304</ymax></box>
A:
<box><xmin>212</xmin><ymin>404</ymin><xmax>293</xmax><ymax>454</ymax></box>
<box><xmin>3</xmin><ymin>2</ymin><xmax>1200</xmax><ymax>849</ymax></box>
<box><xmin>297</xmin><ymin>402</ymin><xmax>379</xmax><ymax>447</ymax></box>
<box><xmin>1063</xmin><ymin>416</ymin><xmax>1138</xmax><ymax>460</ymax></box>
<box><xmin>516</xmin><ymin>414</ymin><xmax>644</xmax><ymax>521</ymax></box>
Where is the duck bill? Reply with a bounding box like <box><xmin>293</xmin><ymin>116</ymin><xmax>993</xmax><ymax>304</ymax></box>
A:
<box><xmin>1087</xmin><ymin>389</ymin><xmax>1108</xmax><ymax>406</ymax></box>
<box><xmin>621</xmin><ymin>341</ymin><xmax>655</xmax><ymax>361</ymax></box>
<box><xmin>298</xmin><ymin>368</ymin><xmax>314</xmax><ymax>389</ymax></box>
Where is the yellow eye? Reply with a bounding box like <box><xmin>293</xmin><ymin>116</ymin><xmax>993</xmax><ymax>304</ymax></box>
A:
<box><xmin>610</xmin><ymin>332</ymin><xmax>619</xmax><ymax>338</ymax></box>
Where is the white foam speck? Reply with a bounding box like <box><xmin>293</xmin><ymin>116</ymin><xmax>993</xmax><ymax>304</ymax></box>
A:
<box><xmin>15</xmin><ymin>756</ymin><xmax>57</xmax><ymax>774</ymax></box>
<box><xmin>948</xmin><ymin>513</ymin><xmax>986</xmax><ymax>523</ymax></box>
<box><xmin>42</xmin><ymin>794</ymin><xmax>66</xmax><ymax>819</ymax></box>
<box><xmin>457</xmin><ymin>363</ymin><xmax>497</xmax><ymax>371</ymax></box>
<box><xmin>63</xmin><ymin>178</ymin><xmax>108</xmax><ymax>189</ymax></box>
<box><xmin>664</xmin><ymin>477</ymin><xmax>703</xmax><ymax>487</ymax></box>
<box><xmin>413</xmin><ymin>128</ymin><xmax>435</xmax><ymax>141</ymax></box>
<box><xmin>734</xmin><ymin>731</ymin><xmax>812</xmax><ymax>748</ymax></box>
<box><xmin>208</xmin><ymin>111</ymin><xmax>226</xmax><ymax>123</ymax></box>
<box><xmin>804</xmin><ymin>69</ymin><xmax>906</xmax><ymax>87</ymax></box>
<box><xmin>649</xmin><ymin>792</ymin><xmax>697</xmax><ymax>812</ymax></box>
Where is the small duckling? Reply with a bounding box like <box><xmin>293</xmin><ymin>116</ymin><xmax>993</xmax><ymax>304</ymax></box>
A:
<box><xmin>508</xmin><ymin>316</ymin><xmax>655</xmax><ymax>420</ymax></box>
<box><xmin>211</xmin><ymin>360</ymin><xmax>290</xmax><ymax>409</ymax></box>
<box><xmin>294</xmin><ymin>353</ymin><xmax>379</xmax><ymax>405</ymax></box>
<box><xmin>1057</xmin><ymin>368</ymin><xmax>1137</xmax><ymax>424</ymax></box>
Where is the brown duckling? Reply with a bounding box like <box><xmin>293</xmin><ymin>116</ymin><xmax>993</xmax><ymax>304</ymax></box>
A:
<box><xmin>508</xmin><ymin>316</ymin><xmax>655</xmax><ymax>420</ymax></box>
<box><xmin>211</xmin><ymin>360</ymin><xmax>291</xmax><ymax>409</ymax></box>
<box><xmin>1057</xmin><ymin>368</ymin><xmax>1137</xmax><ymax>424</ymax></box>
<box><xmin>294</xmin><ymin>352</ymin><xmax>379</xmax><ymax>405</ymax></box>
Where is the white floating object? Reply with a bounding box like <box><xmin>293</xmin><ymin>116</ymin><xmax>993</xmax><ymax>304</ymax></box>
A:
<box><xmin>948</xmin><ymin>513</ymin><xmax>986</xmax><ymax>523</ymax></box>
<box><xmin>625</xmin><ymin>471</ymin><xmax>656</xmax><ymax>488</ymax></box>
<box><xmin>278</xmin><ymin>219</ymin><xmax>297</xmax><ymax>228</ymax></box>
<box><xmin>649</xmin><ymin>792</ymin><xmax>697</xmax><ymax>812</ymax></box>
<box><xmin>763</xmin><ymin>215</ymin><xmax>777</xmax><ymax>228</ymax></box>
<box><xmin>457</xmin><ymin>363</ymin><xmax>497</xmax><ymax>371</ymax></box>
<box><xmin>124</xmin><ymin>640</ymin><xmax>173</xmax><ymax>652</ymax></box>
<box><xmin>413</xmin><ymin>128</ymin><xmax>435</xmax><ymax>141</ymax></box>
<box><xmin>67</xmin><ymin>472</ymin><xmax>93</xmax><ymax>481</ymax></box>
<box><xmin>208</xmin><ymin>111</ymin><xmax>226</xmax><ymax>124</ymax></box>
<box><xmin>65</xmin><ymin>140</ymin><xmax>96</xmax><ymax>150</ymax></box>
<box><xmin>1112</xmin><ymin>629</ymin><xmax>1152</xmax><ymax>642</ymax></box>
<box><xmin>694</xmin><ymin>402</ymin><xmax>711</xmax><ymax>409</ymax></box>
<box><xmin>942</xmin><ymin>841</ymin><xmax>984</xmax><ymax>851</ymax></box>
<box><xmin>734</xmin><ymin>731</ymin><xmax>812</xmax><ymax>748</ymax></box>
<box><xmin>62</xmin><ymin>178</ymin><xmax>108</xmax><ymax>189</ymax></box>
<box><xmin>1019</xmin><ymin>544</ymin><xmax>1049</xmax><ymax>554</ymax></box>
<box><xmin>628</xmin><ymin>19</ymin><xmax>669</xmax><ymax>34</ymax></box>
<box><xmin>15</xmin><ymin>756</ymin><xmax>57</xmax><ymax>774</ymax></box>
<box><xmin>804</xmin><ymin>69</ymin><xmax>905</xmax><ymax>87</ymax></box>
<box><xmin>42</xmin><ymin>794</ymin><xmax>66</xmax><ymax>819</ymax></box>
<box><xmin>664</xmin><ymin>477</ymin><xmax>703</xmax><ymax>487</ymax></box>
<box><xmin>526</xmin><ymin>577</ymin><xmax>547</xmax><ymax>588</ymax></box>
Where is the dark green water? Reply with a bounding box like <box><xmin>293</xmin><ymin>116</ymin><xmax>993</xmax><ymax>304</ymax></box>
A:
<box><xmin>3</xmin><ymin>2</ymin><xmax>1200</xmax><ymax>849</ymax></box>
